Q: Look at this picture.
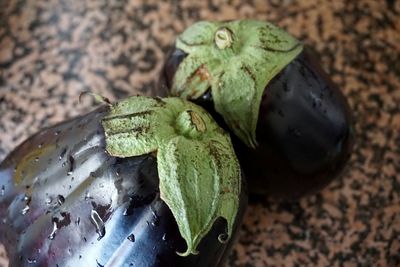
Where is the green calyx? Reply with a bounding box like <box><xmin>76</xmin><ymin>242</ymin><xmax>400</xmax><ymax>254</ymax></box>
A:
<box><xmin>101</xmin><ymin>96</ymin><xmax>241</xmax><ymax>256</ymax></box>
<box><xmin>171</xmin><ymin>19</ymin><xmax>303</xmax><ymax>148</ymax></box>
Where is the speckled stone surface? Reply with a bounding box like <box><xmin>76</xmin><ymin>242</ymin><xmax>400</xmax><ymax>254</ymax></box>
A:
<box><xmin>1</xmin><ymin>0</ymin><xmax>400</xmax><ymax>266</ymax></box>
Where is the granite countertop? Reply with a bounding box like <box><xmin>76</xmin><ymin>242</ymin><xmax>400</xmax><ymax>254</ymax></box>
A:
<box><xmin>1</xmin><ymin>0</ymin><xmax>399</xmax><ymax>266</ymax></box>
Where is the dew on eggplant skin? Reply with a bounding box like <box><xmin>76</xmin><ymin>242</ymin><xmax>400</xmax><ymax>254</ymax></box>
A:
<box><xmin>90</xmin><ymin>209</ymin><xmax>105</xmax><ymax>241</ymax></box>
<box><xmin>162</xmin><ymin>233</ymin><xmax>166</xmax><ymax>241</ymax></box>
<box><xmin>68</xmin><ymin>155</ymin><xmax>75</xmax><ymax>172</ymax></box>
<box><xmin>127</xmin><ymin>234</ymin><xmax>135</xmax><ymax>242</ymax></box>
<box><xmin>1</xmin><ymin>185</ymin><xmax>5</xmax><ymax>196</ymax></box>
<box><xmin>45</xmin><ymin>197</ymin><xmax>52</xmax><ymax>205</ymax></box>
<box><xmin>34</xmin><ymin>157</ymin><xmax>39</xmax><ymax>162</ymax></box>
<box><xmin>21</xmin><ymin>195</ymin><xmax>32</xmax><ymax>215</ymax></box>
<box><xmin>38</xmin><ymin>142</ymin><xmax>43</xmax><ymax>148</ymax></box>
<box><xmin>151</xmin><ymin>210</ymin><xmax>159</xmax><ymax>227</ymax></box>
<box><xmin>84</xmin><ymin>191</ymin><xmax>92</xmax><ymax>201</ymax></box>
<box><xmin>218</xmin><ymin>233</ymin><xmax>229</xmax><ymax>243</ymax></box>
<box><xmin>59</xmin><ymin>147</ymin><xmax>67</xmax><ymax>160</ymax></box>
<box><xmin>57</xmin><ymin>195</ymin><xmax>65</xmax><ymax>205</ymax></box>
<box><xmin>96</xmin><ymin>259</ymin><xmax>104</xmax><ymax>267</ymax></box>
<box><xmin>48</xmin><ymin>220</ymin><xmax>58</xmax><ymax>240</ymax></box>
<box><xmin>123</xmin><ymin>208</ymin><xmax>131</xmax><ymax>216</ymax></box>
<box><xmin>27</xmin><ymin>258</ymin><xmax>37</xmax><ymax>264</ymax></box>
<box><xmin>75</xmin><ymin>216</ymin><xmax>80</xmax><ymax>226</ymax></box>
<box><xmin>21</xmin><ymin>205</ymin><xmax>30</xmax><ymax>215</ymax></box>
<box><xmin>23</xmin><ymin>195</ymin><xmax>31</xmax><ymax>202</ymax></box>
<box><xmin>54</xmin><ymin>130</ymin><xmax>61</xmax><ymax>136</ymax></box>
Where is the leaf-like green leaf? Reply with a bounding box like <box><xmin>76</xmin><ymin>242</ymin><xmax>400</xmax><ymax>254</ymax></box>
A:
<box><xmin>101</xmin><ymin>96</ymin><xmax>241</xmax><ymax>256</ymax></box>
<box><xmin>173</xmin><ymin>19</ymin><xmax>303</xmax><ymax>148</ymax></box>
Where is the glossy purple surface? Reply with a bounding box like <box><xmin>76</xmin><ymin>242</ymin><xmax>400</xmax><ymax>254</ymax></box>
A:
<box><xmin>0</xmin><ymin>107</ymin><xmax>246</xmax><ymax>266</ymax></box>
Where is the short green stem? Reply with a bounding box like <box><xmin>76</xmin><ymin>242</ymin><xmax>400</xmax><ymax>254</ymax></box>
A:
<box><xmin>214</xmin><ymin>27</ymin><xmax>233</xmax><ymax>49</ymax></box>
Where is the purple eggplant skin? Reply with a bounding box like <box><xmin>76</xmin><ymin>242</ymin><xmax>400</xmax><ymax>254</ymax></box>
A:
<box><xmin>159</xmin><ymin>47</ymin><xmax>354</xmax><ymax>199</ymax></box>
<box><xmin>0</xmin><ymin>106</ymin><xmax>247</xmax><ymax>267</ymax></box>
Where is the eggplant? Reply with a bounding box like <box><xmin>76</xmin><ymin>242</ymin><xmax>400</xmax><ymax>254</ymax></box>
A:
<box><xmin>158</xmin><ymin>20</ymin><xmax>354</xmax><ymax>198</ymax></box>
<box><xmin>0</xmin><ymin>96</ymin><xmax>247</xmax><ymax>266</ymax></box>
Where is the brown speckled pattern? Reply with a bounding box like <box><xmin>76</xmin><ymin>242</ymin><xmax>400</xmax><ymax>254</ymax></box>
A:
<box><xmin>1</xmin><ymin>0</ymin><xmax>400</xmax><ymax>266</ymax></box>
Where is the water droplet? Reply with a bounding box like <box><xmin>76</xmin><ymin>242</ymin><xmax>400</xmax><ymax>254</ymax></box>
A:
<box><xmin>96</xmin><ymin>259</ymin><xmax>104</xmax><ymax>267</ymax></box>
<box><xmin>27</xmin><ymin>258</ymin><xmax>37</xmax><ymax>264</ymax></box>
<box><xmin>127</xmin><ymin>234</ymin><xmax>135</xmax><ymax>242</ymax></box>
<box><xmin>38</xmin><ymin>143</ymin><xmax>43</xmax><ymax>148</ymax></box>
<box><xmin>24</xmin><ymin>195</ymin><xmax>31</xmax><ymax>202</ymax></box>
<box><xmin>57</xmin><ymin>195</ymin><xmax>65</xmax><ymax>205</ymax></box>
<box><xmin>162</xmin><ymin>233</ymin><xmax>166</xmax><ymax>241</ymax></box>
<box><xmin>21</xmin><ymin>205</ymin><xmax>30</xmax><ymax>215</ymax></box>
<box><xmin>90</xmin><ymin>209</ymin><xmax>105</xmax><ymax>241</ymax></box>
<box><xmin>62</xmin><ymin>162</ymin><xmax>67</xmax><ymax>167</ymax></box>
<box><xmin>75</xmin><ymin>217</ymin><xmax>80</xmax><ymax>226</ymax></box>
<box><xmin>85</xmin><ymin>191</ymin><xmax>92</xmax><ymax>201</ymax></box>
<box><xmin>45</xmin><ymin>197</ymin><xmax>52</xmax><ymax>205</ymax></box>
<box><xmin>54</xmin><ymin>130</ymin><xmax>61</xmax><ymax>136</ymax></box>
<box><xmin>59</xmin><ymin>147</ymin><xmax>67</xmax><ymax>160</ymax></box>
<box><xmin>1</xmin><ymin>185</ymin><xmax>5</xmax><ymax>196</ymax></box>
<box><xmin>68</xmin><ymin>155</ymin><xmax>75</xmax><ymax>172</ymax></box>
<box><xmin>34</xmin><ymin>157</ymin><xmax>39</xmax><ymax>162</ymax></box>
<box><xmin>218</xmin><ymin>233</ymin><xmax>229</xmax><ymax>243</ymax></box>
<box><xmin>151</xmin><ymin>211</ymin><xmax>159</xmax><ymax>227</ymax></box>
<box><xmin>48</xmin><ymin>220</ymin><xmax>58</xmax><ymax>240</ymax></box>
